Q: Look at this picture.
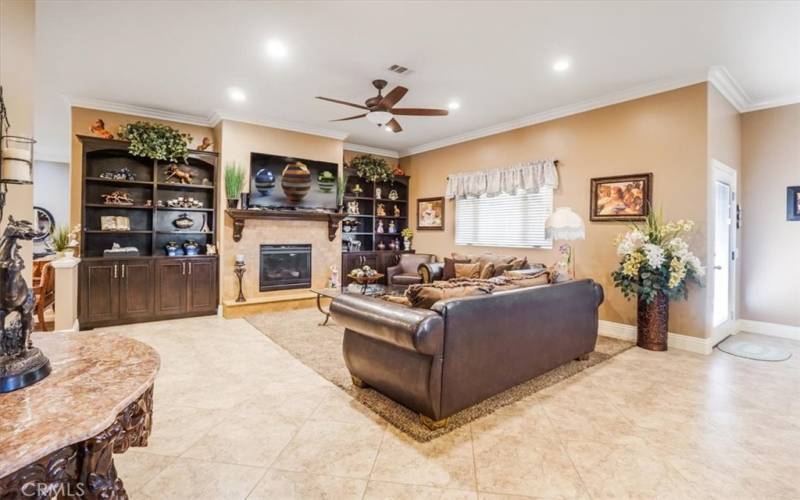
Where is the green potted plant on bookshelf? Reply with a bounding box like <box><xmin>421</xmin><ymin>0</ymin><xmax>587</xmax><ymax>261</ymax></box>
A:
<box><xmin>117</xmin><ymin>121</ymin><xmax>193</xmax><ymax>164</ymax></box>
<box><xmin>349</xmin><ymin>154</ymin><xmax>394</xmax><ymax>183</ymax></box>
<box><xmin>225</xmin><ymin>162</ymin><xmax>245</xmax><ymax>209</ymax></box>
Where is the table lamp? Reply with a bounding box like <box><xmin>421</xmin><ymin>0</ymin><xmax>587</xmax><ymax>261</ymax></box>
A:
<box><xmin>545</xmin><ymin>207</ymin><xmax>585</xmax><ymax>280</ymax></box>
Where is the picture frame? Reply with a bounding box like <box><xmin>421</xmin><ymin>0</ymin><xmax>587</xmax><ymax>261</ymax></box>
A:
<box><xmin>787</xmin><ymin>186</ymin><xmax>800</xmax><ymax>221</ymax></box>
<box><xmin>416</xmin><ymin>196</ymin><xmax>445</xmax><ymax>230</ymax></box>
<box><xmin>590</xmin><ymin>173</ymin><xmax>653</xmax><ymax>221</ymax></box>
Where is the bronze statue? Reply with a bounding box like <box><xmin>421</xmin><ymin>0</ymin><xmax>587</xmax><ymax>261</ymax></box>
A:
<box><xmin>164</xmin><ymin>164</ymin><xmax>194</xmax><ymax>184</ymax></box>
<box><xmin>0</xmin><ymin>216</ymin><xmax>51</xmax><ymax>392</ymax></box>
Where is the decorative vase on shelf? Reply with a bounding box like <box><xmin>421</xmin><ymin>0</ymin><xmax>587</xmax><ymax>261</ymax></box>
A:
<box><xmin>227</xmin><ymin>198</ymin><xmax>238</xmax><ymax>209</ymax></box>
<box><xmin>403</xmin><ymin>238</ymin><xmax>411</xmax><ymax>251</ymax></box>
<box><xmin>637</xmin><ymin>291</ymin><xmax>669</xmax><ymax>351</ymax></box>
<box><xmin>183</xmin><ymin>239</ymin><xmax>200</xmax><ymax>256</ymax></box>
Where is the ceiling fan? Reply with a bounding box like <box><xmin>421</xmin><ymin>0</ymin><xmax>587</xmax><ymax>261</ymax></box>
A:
<box><xmin>316</xmin><ymin>79</ymin><xmax>448</xmax><ymax>133</ymax></box>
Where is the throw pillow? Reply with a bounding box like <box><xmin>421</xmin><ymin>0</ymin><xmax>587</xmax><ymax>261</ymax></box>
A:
<box><xmin>443</xmin><ymin>257</ymin><xmax>471</xmax><ymax>280</ymax></box>
<box><xmin>406</xmin><ymin>281</ymin><xmax>492</xmax><ymax>309</ymax></box>
<box><xmin>492</xmin><ymin>263</ymin><xmax>513</xmax><ymax>277</ymax></box>
<box><xmin>454</xmin><ymin>262</ymin><xmax>481</xmax><ymax>279</ymax></box>
<box><xmin>510</xmin><ymin>256</ymin><xmax>528</xmax><ymax>270</ymax></box>
<box><xmin>479</xmin><ymin>263</ymin><xmax>495</xmax><ymax>279</ymax></box>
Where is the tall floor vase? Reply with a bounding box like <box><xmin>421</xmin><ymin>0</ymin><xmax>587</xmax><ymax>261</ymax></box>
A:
<box><xmin>637</xmin><ymin>291</ymin><xmax>669</xmax><ymax>351</ymax></box>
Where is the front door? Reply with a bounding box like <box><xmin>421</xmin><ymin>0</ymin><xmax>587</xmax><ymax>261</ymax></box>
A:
<box><xmin>711</xmin><ymin>160</ymin><xmax>737</xmax><ymax>342</ymax></box>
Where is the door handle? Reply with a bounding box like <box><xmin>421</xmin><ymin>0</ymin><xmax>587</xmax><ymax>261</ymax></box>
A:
<box><xmin>113</xmin><ymin>264</ymin><xmax>118</xmax><ymax>279</ymax></box>
<box><xmin>182</xmin><ymin>262</ymin><xmax>186</xmax><ymax>275</ymax></box>
<box><xmin>188</xmin><ymin>262</ymin><xmax>192</xmax><ymax>275</ymax></box>
<box><xmin>121</xmin><ymin>264</ymin><xmax>126</xmax><ymax>279</ymax></box>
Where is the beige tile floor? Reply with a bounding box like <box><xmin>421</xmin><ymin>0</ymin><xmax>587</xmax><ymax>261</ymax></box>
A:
<box><xmin>103</xmin><ymin>315</ymin><xmax>800</xmax><ymax>499</ymax></box>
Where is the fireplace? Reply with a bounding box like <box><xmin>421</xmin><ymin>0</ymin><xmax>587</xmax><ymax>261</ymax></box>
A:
<box><xmin>259</xmin><ymin>244</ymin><xmax>312</xmax><ymax>291</ymax></box>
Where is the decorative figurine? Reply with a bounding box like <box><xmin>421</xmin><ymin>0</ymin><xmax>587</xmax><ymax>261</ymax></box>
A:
<box><xmin>103</xmin><ymin>242</ymin><xmax>139</xmax><ymax>258</ymax></box>
<box><xmin>376</xmin><ymin>203</ymin><xmax>387</xmax><ymax>216</ymax></box>
<box><xmin>377</xmin><ymin>241</ymin><xmax>387</xmax><ymax>250</ymax></box>
<box><xmin>0</xmin><ymin>216</ymin><xmax>51</xmax><ymax>393</ymax></box>
<box><xmin>172</xmin><ymin>213</ymin><xmax>194</xmax><ymax>230</ymax></box>
<box><xmin>393</xmin><ymin>165</ymin><xmax>405</xmax><ymax>176</ymax></box>
<box><xmin>393</xmin><ymin>204</ymin><xmax>401</xmax><ymax>217</ymax></box>
<box><xmin>197</xmin><ymin>136</ymin><xmax>213</xmax><ymax>151</ymax></box>
<box><xmin>376</xmin><ymin>220</ymin><xmax>385</xmax><ymax>233</ymax></box>
<box><xmin>165</xmin><ymin>196</ymin><xmax>202</xmax><ymax>208</ymax></box>
<box><xmin>328</xmin><ymin>266</ymin><xmax>340</xmax><ymax>289</ymax></box>
<box><xmin>164</xmin><ymin>241</ymin><xmax>182</xmax><ymax>257</ymax></box>
<box><xmin>183</xmin><ymin>239</ymin><xmax>199</xmax><ymax>256</ymax></box>
<box><xmin>200</xmin><ymin>214</ymin><xmax>210</xmax><ymax>233</ymax></box>
<box><xmin>101</xmin><ymin>191</ymin><xmax>134</xmax><ymax>206</ymax></box>
<box><xmin>388</xmin><ymin>189</ymin><xmax>399</xmax><ymax>201</ymax></box>
<box><xmin>318</xmin><ymin>171</ymin><xmax>336</xmax><ymax>193</ymax></box>
<box><xmin>145</xmin><ymin>199</ymin><xmax>153</xmax><ymax>207</ymax></box>
<box><xmin>254</xmin><ymin>168</ymin><xmax>276</xmax><ymax>195</ymax></box>
<box><xmin>234</xmin><ymin>256</ymin><xmax>246</xmax><ymax>303</ymax></box>
<box><xmin>99</xmin><ymin>167</ymin><xmax>135</xmax><ymax>181</ymax></box>
<box><xmin>206</xmin><ymin>243</ymin><xmax>217</xmax><ymax>255</ymax></box>
<box><xmin>388</xmin><ymin>220</ymin><xmax>397</xmax><ymax>233</ymax></box>
<box><xmin>351</xmin><ymin>183</ymin><xmax>363</xmax><ymax>196</ymax></box>
<box><xmin>90</xmin><ymin>118</ymin><xmax>114</xmax><ymax>139</ymax></box>
<box><xmin>101</xmin><ymin>216</ymin><xmax>130</xmax><ymax>231</ymax></box>
<box><xmin>394</xmin><ymin>238</ymin><xmax>401</xmax><ymax>251</ymax></box>
<box><xmin>375</xmin><ymin>187</ymin><xmax>382</xmax><ymax>199</ymax></box>
<box><xmin>164</xmin><ymin>164</ymin><xmax>194</xmax><ymax>184</ymax></box>
<box><xmin>347</xmin><ymin>200</ymin><xmax>360</xmax><ymax>215</ymax></box>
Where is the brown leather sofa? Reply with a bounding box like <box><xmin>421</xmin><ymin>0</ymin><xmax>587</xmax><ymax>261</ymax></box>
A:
<box><xmin>387</xmin><ymin>253</ymin><xmax>436</xmax><ymax>287</ymax></box>
<box><xmin>330</xmin><ymin>279</ymin><xmax>604</xmax><ymax>429</ymax></box>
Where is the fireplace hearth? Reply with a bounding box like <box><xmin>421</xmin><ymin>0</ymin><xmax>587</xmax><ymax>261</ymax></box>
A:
<box><xmin>260</xmin><ymin>244</ymin><xmax>312</xmax><ymax>291</ymax></box>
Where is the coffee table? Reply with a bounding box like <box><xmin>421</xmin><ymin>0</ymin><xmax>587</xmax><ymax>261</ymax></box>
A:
<box><xmin>311</xmin><ymin>285</ymin><xmax>406</xmax><ymax>326</ymax></box>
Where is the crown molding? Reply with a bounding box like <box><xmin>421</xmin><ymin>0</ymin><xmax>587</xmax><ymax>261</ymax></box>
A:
<box><xmin>210</xmin><ymin>111</ymin><xmax>349</xmax><ymax>141</ymax></box>
<box><xmin>66</xmin><ymin>96</ymin><xmax>212</xmax><ymax>127</ymax></box>
<box><xmin>399</xmin><ymin>71</ymin><xmax>709</xmax><ymax>157</ymax></box>
<box><xmin>743</xmin><ymin>94</ymin><xmax>800</xmax><ymax>112</ymax></box>
<box><xmin>707</xmin><ymin>66</ymin><xmax>749</xmax><ymax>112</ymax></box>
<box><xmin>343</xmin><ymin>143</ymin><xmax>400</xmax><ymax>159</ymax></box>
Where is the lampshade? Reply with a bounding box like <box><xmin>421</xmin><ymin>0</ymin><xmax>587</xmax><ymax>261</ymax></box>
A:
<box><xmin>545</xmin><ymin>207</ymin><xmax>585</xmax><ymax>240</ymax></box>
<box><xmin>366</xmin><ymin>111</ymin><xmax>393</xmax><ymax>126</ymax></box>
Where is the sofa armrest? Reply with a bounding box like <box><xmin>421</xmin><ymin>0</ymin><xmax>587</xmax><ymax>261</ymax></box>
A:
<box><xmin>593</xmin><ymin>281</ymin><xmax>605</xmax><ymax>307</ymax></box>
<box><xmin>330</xmin><ymin>294</ymin><xmax>444</xmax><ymax>355</ymax></box>
<box><xmin>386</xmin><ymin>264</ymin><xmax>400</xmax><ymax>284</ymax></box>
<box><xmin>418</xmin><ymin>262</ymin><xmax>444</xmax><ymax>283</ymax></box>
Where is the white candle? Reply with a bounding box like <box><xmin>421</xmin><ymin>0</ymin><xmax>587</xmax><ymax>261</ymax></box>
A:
<box><xmin>1</xmin><ymin>147</ymin><xmax>32</xmax><ymax>182</ymax></box>
<box><xmin>235</xmin><ymin>254</ymin><xmax>245</xmax><ymax>264</ymax></box>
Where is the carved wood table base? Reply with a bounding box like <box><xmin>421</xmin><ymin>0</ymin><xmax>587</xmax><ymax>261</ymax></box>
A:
<box><xmin>0</xmin><ymin>386</ymin><xmax>154</xmax><ymax>499</ymax></box>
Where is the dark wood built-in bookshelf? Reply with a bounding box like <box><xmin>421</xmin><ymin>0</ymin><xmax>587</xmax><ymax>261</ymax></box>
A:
<box><xmin>77</xmin><ymin>135</ymin><xmax>219</xmax><ymax>329</ymax></box>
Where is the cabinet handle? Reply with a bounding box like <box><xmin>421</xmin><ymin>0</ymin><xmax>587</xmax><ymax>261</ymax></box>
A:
<box><xmin>188</xmin><ymin>262</ymin><xmax>192</xmax><ymax>275</ymax></box>
<box><xmin>113</xmin><ymin>264</ymin><xmax>118</xmax><ymax>279</ymax></box>
<box><xmin>121</xmin><ymin>264</ymin><xmax>126</xmax><ymax>279</ymax></box>
<box><xmin>182</xmin><ymin>262</ymin><xmax>186</xmax><ymax>275</ymax></box>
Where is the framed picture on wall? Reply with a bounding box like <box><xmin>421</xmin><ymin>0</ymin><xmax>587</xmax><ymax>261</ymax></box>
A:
<box><xmin>417</xmin><ymin>197</ymin><xmax>445</xmax><ymax>230</ymax></box>
<box><xmin>590</xmin><ymin>173</ymin><xmax>653</xmax><ymax>221</ymax></box>
<box><xmin>787</xmin><ymin>186</ymin><xmax>800</xmax><ymax>221</ymax></box>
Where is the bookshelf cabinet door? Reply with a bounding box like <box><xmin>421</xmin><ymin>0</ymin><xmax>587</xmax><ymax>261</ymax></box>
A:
<box><xmin>187</xmin><ymin>258</ymin><xmax>217</xmax><ymax>313</ymax></box>
<box><xmin>120</xmin><ymin>260</ymin><xmax>154</xmax><ymax>320</ymax></box>
<box><xmin>156</xmin><ymin>259</ymin><xmax>187</xmax><ymax>316</ymax></box>
<box><xmin>80</xmin><ymin>261</ymin><xmax>120</xmax><ymax>324</ymax></box>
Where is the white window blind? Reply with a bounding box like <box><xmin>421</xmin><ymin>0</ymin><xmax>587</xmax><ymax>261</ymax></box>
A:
<box><xmin>455</xmin><ymin>188</ymin><xmax>553</xmax><ymax>248</ymax></box>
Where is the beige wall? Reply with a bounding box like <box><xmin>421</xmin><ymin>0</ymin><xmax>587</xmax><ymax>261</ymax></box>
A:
<box><xmin>1</xmin><ymin>0</ymin><xmax>36</xmax><ymax>280</ymax></box>
<box><xmin>217</xmin><ymin>120</ymin><xmax>344</xmax><ymax>301</ymax></box>
<box><xmin>401</xmin><ymin>84</ymin><xmax>711</xmax><ymax>338</ymax></box>
<box><xmin>740</xmin><ymin>104</ymin><xmax>800</xmax><ymax>327</ymax></box>
<box><xmin>69</xmin><ymin>107</ymin><xmax>214</xmax><ymax>226</ymax></box>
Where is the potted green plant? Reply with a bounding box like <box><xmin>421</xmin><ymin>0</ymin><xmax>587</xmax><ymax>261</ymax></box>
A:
<box><xmin>611</xmin><ymin>210</ymin><xmax>705</xmax><ymax>351</ymax></box>
<box><xmin>117</xmin><ymin>121</ymin><xmax>193</xmax><ymax>164</ymax></box>
<box><xmin>401</xmin><ymin>227</ymin><xmax>413</xmax><ymax>251</ymax></box>
<box><xmin>349</xmin><ymin>154</ymin><xmax>394</xmax><ymax>183</ymax></box>
<box><xmin>52</xmin><ymin>224</ymin><xmax>81</xmax><ymax>258</ymax></box>
<box><xmin>225</xmin><ymin>162</ymin><xmax>246</xmax><ymax>209</ymax></box>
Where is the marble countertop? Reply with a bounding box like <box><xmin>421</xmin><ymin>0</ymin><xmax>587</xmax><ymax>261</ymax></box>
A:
<box><xmin>0</xmin><ymin>331</ymin><xmax>159</xmax><ymax>477</ymax></box>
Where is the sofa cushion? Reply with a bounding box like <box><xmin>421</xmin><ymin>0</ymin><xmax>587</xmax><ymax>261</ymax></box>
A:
<box><xmin>479</xmin><ymin>263</ymin><xmax>495</xmax><ymax>279</ymax></box>
<box><xmin>406</xmin><ymin>281</ymin><xmax>492</xmax><ymax>309</ymax></box>
<box><xmin>380</xmin><ymin>294</ymin><xmax>413</xmax><ymax>307</ymax></box>
<box><xmin>509</xmin><ymin>256</ymin><xmax>528</xmax><ymax>270</ymax></box>
<box><xmin>443</xmin><ymin>257</ymin><xmax>471</xmax><ymax>280</ymax></box>
<box><xmin>454</xmin><ymin>262</ymin><xmax>481</xmax><ymax>278</ymax></box>
<box><xmin>503</xmin><ymin>269</ymin><xmax>550</xmax><ymax>287</ymax></box>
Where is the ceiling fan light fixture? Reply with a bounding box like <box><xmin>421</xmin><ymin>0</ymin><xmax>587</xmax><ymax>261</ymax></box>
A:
<box><xmin>366</xmin><ymin>110</ymin><xmax>393</xmax><ymax>126</ymax></box>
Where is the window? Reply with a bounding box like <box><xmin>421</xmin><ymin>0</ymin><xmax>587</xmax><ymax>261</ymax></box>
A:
<box><xmin>455</xmin><ymin>187</ymin><xmax>553</xmax><ymax>248</ymax></box>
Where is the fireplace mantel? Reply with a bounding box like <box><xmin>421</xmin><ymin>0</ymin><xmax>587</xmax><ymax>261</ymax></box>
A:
<box><xmin>225</xmin><ymin>209</ymin><xmax>347</xmax><ymax>242</ymax></box>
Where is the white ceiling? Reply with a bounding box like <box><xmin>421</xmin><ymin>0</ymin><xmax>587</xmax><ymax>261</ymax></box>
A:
<box><xmin>35</xmin><ymin>0</ymin><xmax>800</xmax><ymax>161</ymax></box>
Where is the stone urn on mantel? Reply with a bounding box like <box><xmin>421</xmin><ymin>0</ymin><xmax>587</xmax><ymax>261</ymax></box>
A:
<box><xmin>611</xmin><ymin>213</ymin><xmax>706</xmax><ymax>352</ymax></box>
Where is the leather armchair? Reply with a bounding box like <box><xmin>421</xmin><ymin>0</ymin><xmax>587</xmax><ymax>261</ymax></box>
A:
<box><xmin>386</xmin><ymin>253</ymin><xmax>436</xmax><ymax>287</ymax></box>
<box><xmin>418</xmin><ymin>262</ymin><xmax>444</xmax><ymax>283</ymax></box>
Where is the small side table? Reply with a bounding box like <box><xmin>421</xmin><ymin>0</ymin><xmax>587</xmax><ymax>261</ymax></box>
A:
<box><xmin>310</xmin><ymin>288</ymin><xmax>341</xmax><ymax>326</ymax></box>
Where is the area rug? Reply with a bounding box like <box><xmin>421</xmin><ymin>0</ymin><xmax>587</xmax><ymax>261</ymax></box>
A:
<box><xmin>245</xmin><ymin>308</ymin><xmax>632</xmax><ymax>441</ymax></box>
<box><xmin>717</xmin><ymin>336</ymin><xmax>792</xmax><ymax>362</ymax></box>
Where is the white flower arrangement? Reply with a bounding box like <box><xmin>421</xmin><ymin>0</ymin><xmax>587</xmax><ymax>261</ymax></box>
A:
<box><xmin>612</xmin><ymin>212</ymin><xmax>704</xmax><ymax>304</ymax></box>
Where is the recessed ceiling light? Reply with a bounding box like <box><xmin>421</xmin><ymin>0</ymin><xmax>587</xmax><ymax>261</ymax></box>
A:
<box><xmin>266</xmin><ymin>38</ymin><xmax>288</xmax><ymax>59</ymax></box>
<box><xmin>448</xmin><ymin>101</ymin><xmax>461</xmax><ymax>110</ymax></box>
<box><xmin>227</xmin><ymin>87</ymin><xmax>246</xmax><ymax>102</ymax></box>
<box><xmin>553</xmin><ymin>58</ymin><xmax>571</xmax><ymax>72</ymax></box>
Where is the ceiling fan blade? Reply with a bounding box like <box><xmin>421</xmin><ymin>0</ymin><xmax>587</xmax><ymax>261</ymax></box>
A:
<box><xmin>330</xmin><ymin>113</ymin><xmax>367</xmax><ymax>122</ymax></box>
<box><xmin>391</xmin><ymin>108</ymin><xmax>449</xmax><ymax>116</ymax></box>
<box><xmin>315</xmin><ymin>96</ymin><xmax>369</xmax><ymax>110</ymax></box>
<box><xmin>379</xmin><ymin>86</ymin><xmax>408</xmax><ymax>109</ymax></box>
<box><xmin>386</xmin><ymin>118</ymin><xmax>403</xmax><ymax>133</ymax></box>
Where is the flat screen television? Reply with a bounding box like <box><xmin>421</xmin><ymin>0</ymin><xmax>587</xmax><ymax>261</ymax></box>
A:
<box><xmin>249</xmin><ymin>153</ymin><xmax>338</xmax><ymax>210</ymax></box>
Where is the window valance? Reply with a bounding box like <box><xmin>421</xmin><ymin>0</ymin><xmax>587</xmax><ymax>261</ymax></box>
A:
<box><xmin>445</xmin><ymin>160</ymin><xmax>559</xmax><ymax>200</ymax></box>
